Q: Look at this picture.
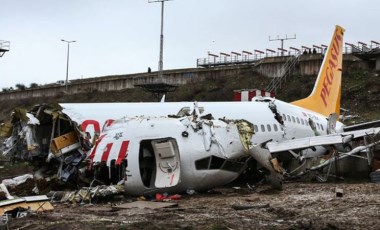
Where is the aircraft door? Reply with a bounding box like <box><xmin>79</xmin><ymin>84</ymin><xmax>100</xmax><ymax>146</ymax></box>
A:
<box><xmin>151</xmin><ymin>138</ymin><xmax>181</xmax><ymax>188</ymax></box>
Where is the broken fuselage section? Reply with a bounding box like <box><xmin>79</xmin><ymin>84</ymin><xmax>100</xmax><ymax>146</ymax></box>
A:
<box><xmin>1</xmin><ymin>104</ymin><xmax>93</xmax><ymax>184</ymax></box>
<box><xmin>88</xmin><ymin>115</ymin><xmax>254</xmax><ymax>195</ymax></box>
<box><xmin>1</xmin><ymin>104</ymin><xmax>255</xmax><ymax>195</ymax></box>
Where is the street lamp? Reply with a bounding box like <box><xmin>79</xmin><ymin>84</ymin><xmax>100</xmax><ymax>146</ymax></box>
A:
<box><xmin>148</xmin><ymin>0</ymin><xmax>173</xmax><ymax>79</ymax></box>
<box><xmin>61</xmin><ymin>39</ymin><xmax>76</xmax><ymax>92</ymax></box>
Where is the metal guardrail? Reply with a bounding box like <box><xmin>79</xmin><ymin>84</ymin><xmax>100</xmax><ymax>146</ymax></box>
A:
<box><xmin>197</xmin><ymin>43</ymin><xmax>380</xmax><ymax>68</ymax></box>
<box><xmin>197</xmin><ymin>51</ymin><xmax>295</xmax><ymax>67</ymax></box>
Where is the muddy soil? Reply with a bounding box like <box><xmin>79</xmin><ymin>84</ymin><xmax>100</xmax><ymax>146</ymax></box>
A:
<box><xmin>5</xmin><ymin>182</ymin><xmax>380</xmax><ymax>230</ymax></box>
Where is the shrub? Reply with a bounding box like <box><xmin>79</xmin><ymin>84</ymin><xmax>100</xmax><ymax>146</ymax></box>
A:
<box><xmin>30</xmin><ymin>83</ymin><xmax>39</xmax><ymax>88</ymax></box>
<box><xmin>15</xmin><ymin>84</ymin><xmax>26</xmax><ymax>90</ymax></box>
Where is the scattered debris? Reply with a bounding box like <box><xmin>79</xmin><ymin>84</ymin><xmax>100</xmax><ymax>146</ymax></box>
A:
<box><xmin>155</xmin><ymin>193</ymin><xmax>182</xmax><ymax>202</ymax></box>
<box><xmin>113</xmin><ymin>201</ymin><xmax>178</xmax><ymax>210</ymax></box>
<box><xmin>47</xmin><ymin>185</ymin><xmax>125</xmax><ymax>204</ymax></box>
<box><xmin>335</xmin><ymin>188</ymin><xmax>344</xmax><ymax>197</ymax></box>
<box><xmin>1</xmin><ymin>104</ymin><xmax>92</xmax><ymax>186</ymax></box>
<box><xmin>1</xmin><ymin>174</ymin><xmax>33</xmax><ymax>191</ymax></box>
<box><xmin>0</xmin><ymin>195</ymin><xmax>53</xmax><ymax>216</ymax></box>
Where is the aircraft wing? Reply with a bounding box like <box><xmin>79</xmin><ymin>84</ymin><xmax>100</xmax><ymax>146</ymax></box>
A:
<box><xmin>343</xmin><ymin>120</ymin><xmax>380</xmax><ymax>132</ymax></box>
<box><xmin>266</xmin><ymin>127</ymin><xmax>380</xmax><ymax>153</ymax></box>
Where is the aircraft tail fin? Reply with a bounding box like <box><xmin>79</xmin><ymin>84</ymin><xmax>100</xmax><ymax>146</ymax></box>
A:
<box><xmin>291</xmin><ymin>25</ymin><xmax>345</xmax><ymax>118</ymax></box>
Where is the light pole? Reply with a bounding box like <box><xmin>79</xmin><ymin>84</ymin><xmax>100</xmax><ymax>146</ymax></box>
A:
<box><xmin>61</xmin><ymin>39</ymin><xmax>76</xmax><ymax>92</ymax></box>
<box><xmin>148</xmin><ymin>0</ymin><xmax>172</xmax><ymax>80</ymax></box>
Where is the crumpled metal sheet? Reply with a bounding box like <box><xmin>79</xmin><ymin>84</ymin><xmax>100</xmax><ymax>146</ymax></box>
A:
<box><xmin>1</xmin><ymin>174</ymin><xmax>33</xmax><ymax>190</ymax></box>
<box><xmin>2</xmin><ymin>104</ymin><xmax>93</xmax><ymax>186</ymax></box>
<box><xmin>54</xmin><ymin>185</ymin><xmax>125</xmax><ymax>203</ymax></box>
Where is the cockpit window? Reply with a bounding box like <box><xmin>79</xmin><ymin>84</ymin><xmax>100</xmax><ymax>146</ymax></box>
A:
<box><xmin>222</xmin><ymin>160</ymin><xmax>245</xmax><ymax>173</ymax></box>
<box><xmin>195</xmin><ymin>157</ymin><xmax>210</xmax><ymax>170</ymax></box>
<box><xmin>210</xmin><ymin>156</ymin><xmax>225</xmax><ymax>169</ymax></box>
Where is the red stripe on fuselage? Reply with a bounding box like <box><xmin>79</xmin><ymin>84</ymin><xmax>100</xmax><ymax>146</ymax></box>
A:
<box><xmin>89</xmin><ymin>134</ymin><xmax>106</xmax><ymax>161</ymax></box>
<box><xmin>116</xmin><ymin>140</ymin><xmax>130</xmax><ymax>165</ymax></box>
<box><xmin>101</xmin><ymin>143</ymin><xmax>113</xmax><ymax>162</ymax></box>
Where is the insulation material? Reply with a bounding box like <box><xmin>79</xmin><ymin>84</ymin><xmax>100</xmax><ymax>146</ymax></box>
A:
<box><xmin>0</xmin><ymin>121</ymin><xmax>13</xmax><ymax>138</ymax></box>
<box><xmin>51</xmin><ymin>131</ymin><xmax>79</xmax><ymax>151</ymax></box>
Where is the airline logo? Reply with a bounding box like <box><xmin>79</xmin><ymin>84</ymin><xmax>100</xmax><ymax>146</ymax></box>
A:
<box><xmin>319</xmin><ymin>26</ymin><xmax>344</xmax><ymax>108</ymax></box>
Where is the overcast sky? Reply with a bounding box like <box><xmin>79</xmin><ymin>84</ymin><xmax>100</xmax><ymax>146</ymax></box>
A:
<box><xmin>0</xmin><ymin>0</ymin><xmax>379</xmax><ymax>88</ymax></box>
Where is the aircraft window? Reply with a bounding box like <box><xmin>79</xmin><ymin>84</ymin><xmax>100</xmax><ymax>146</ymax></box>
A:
<box><xmin>296</xmin><ymin>117</ymin><xmax>300</xmax><ymax>124</ymax></box>
<box><xmin>222</xmin><ymin>160</ymin><xmax>245</xmax><ymax>173</ymax></box>
<box><xmin>267</xmin><ymin>124</ymin><xmax>271</xmax><ymax>132</ymax></box>
<box><xmin>254</xmin><ymin>125</ymin><xmax>258</xmax><ymax>132</ymax></box>
<box><xmin>301</xmin><ymin>119</ymin><xmax>305</xmax><ymax>125</ymax></box>
<box><xmin>321</xmin><ymin>125</ymin><xmax>324</xmax><ymax>131</ymax></box>
<box><xmin>273</xmin><ymin>124</ymin><xmax>278</xmax><ymax>132</ymax></box>
<box><xmin>287</xmin><ymin>115</ymin><xmax>291</xmax><ymax>122</ymax></box>
<box><xmin>261</xmin><ymin>125</ymin><xmax>265</xmax><ymax>132</ymax></box>
<box><xmin>292</xmin><ymin>116</ymin><xmax>296</xmax><ymax>123</ymax></box>
<box><xmin>195</xmin><ymin>157</ymin><xmax>210</xmax><ymax>170</ymax></box>
<box><xmin>283</xmin><ymin>114</ymin><xmax>287</xmax><ymax>121</ymax></box>
<box><xmin>210</xmin><ymin>156</ymin><xmax>225</xmax><ymax>169</ymax></box>
<box><xmin>305</xmin><ymin>119</ymin><xmax>308</xmax><ymax>125</ymax></box>
<box><xmin>316</xmin><ymin>123</ymin><xmax>320</xmax><ymax>130</ymax></box>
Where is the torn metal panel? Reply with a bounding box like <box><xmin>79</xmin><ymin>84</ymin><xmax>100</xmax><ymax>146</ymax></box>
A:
<box><xmin>1</xmin><ymin>104</ymin><xmax>93</xmax><ymax>184</ymax></box>
<box><xmin>248</xmin><ymin>145</ymin><xmax>284</xmax><ymax>189</ymax></box>
<box><xmin>0</xmin><ymin>195</ymin><xmax>53</xmax><ymax>216</ymax></box>
<box><xmin>49</xmin><ymin>185</ymin><xmax>125</xmax><ymax>203</ymax></box>
<box><xmin>1</xmin><ymin>174</ymin><xmax>33</xmax><ymax>190</ymax></box>
<box><xmin>0</xmin><ymin>198</ymin><xmax>25</xmax><ymax>216</ymax></box>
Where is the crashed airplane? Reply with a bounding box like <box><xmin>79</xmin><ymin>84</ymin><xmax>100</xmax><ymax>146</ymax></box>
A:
<box><xmin>1</xmin><ymin>25</ymin><xmax>380</xmax><ymax>195</ymax></box>
<box><xmin>1</xmin><ymin>103</ymin><xmax>254</xmax><ymax>195</ymax></box>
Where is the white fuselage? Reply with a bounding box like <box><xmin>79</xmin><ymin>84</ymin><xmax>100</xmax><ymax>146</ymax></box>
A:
<box><xmin>61</xmin><ymin>99</ymin><xmax>343</xmax><ymax>194</ymax></box>
<box><xmin>62</xmin><ymin>99</ymin><xmax>342</xmax><ymax>145</ymax></box>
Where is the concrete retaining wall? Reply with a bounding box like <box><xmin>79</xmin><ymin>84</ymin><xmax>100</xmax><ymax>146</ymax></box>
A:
<box><xmin>0</xmin><ymin>54</ymin><xmax>369</xmax><ymax>101</ymax></box>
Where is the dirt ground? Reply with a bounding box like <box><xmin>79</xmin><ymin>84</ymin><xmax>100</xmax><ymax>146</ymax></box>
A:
<box><xmin>4</xmin><ymin>182</ymin><xmax>380</xmax><ymax>230</ymax></box>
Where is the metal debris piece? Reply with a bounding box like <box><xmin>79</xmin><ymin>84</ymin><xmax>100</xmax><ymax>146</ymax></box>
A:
<box><xmin>1</xmin><ymin>104</ymin><xmax>92</xmax><ymax>185</ymax></box>
<box><xmin>0</xmin><ymin>195</ymin><xmax>53</xmax><ymax>216</ymax></box>
<box><xmin>113</xmin><ymin>201</ymin><xmax>178</xmax><ymax>210</ymax></box>
<box><xmin>49</xmin><ymin>185</ymin><xmax>125</xmax><ymax>203</ymax></box>
<box><xmin>1</xmin><ymin>174</ymin><xmax>33</xmax><ymax>190</ymax></box>
<box><xmin>335</xmin><ymin>188</ymin><xmax>343</xmax><ymax>197</ymax></box>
